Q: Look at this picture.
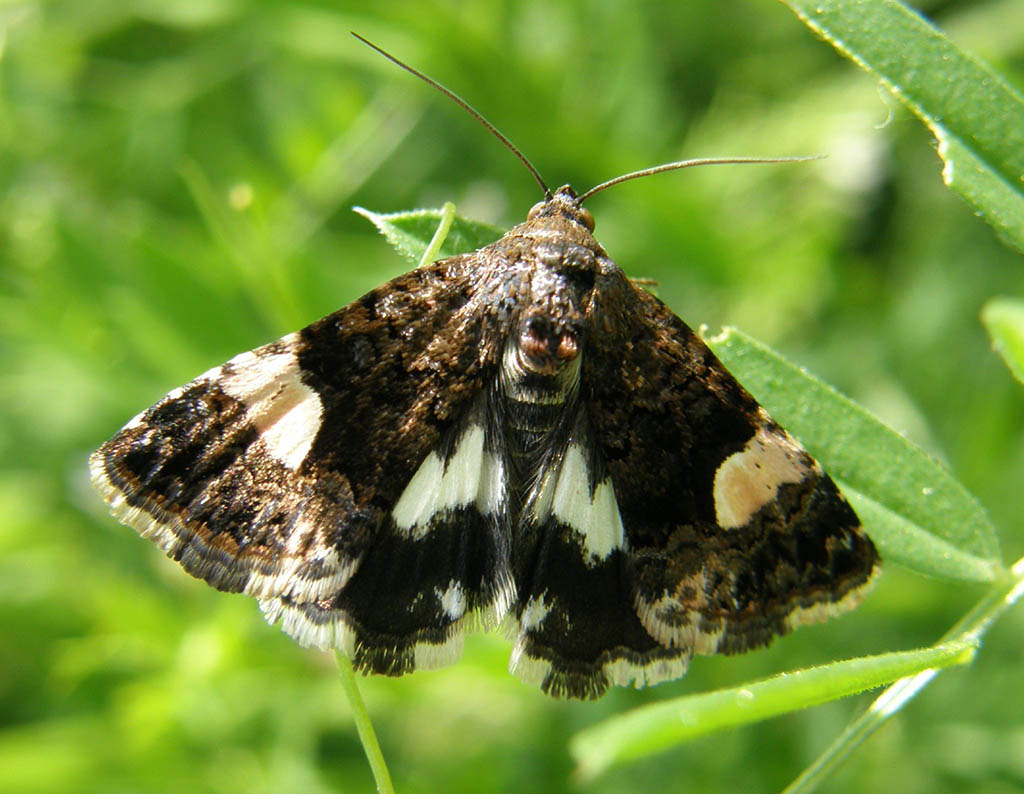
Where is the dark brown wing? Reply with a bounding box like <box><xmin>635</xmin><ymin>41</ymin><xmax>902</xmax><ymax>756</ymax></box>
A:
<box><xmin>91</xmin><ymin>255</ymin><xmax>504</xmax><ymax>623</ymax></box>
<box><xmin>583</xmin><ymin>278</ymin><xmax>879</xmax><ymax>659</ymax></box>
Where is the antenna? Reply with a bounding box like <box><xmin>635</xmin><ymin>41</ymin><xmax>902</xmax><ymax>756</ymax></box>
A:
<box><xmin>576</xmin><ymin>156</ymin><xmax>824</xmax><ymax>204</ymax></box>
<box><xmin>352</xmin><ymin>33</ymin><xmax>551</xmax><ymax>198</ymax></box>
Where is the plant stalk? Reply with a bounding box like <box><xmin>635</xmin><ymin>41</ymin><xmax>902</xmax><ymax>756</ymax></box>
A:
<box><xmin>335</xmin><ymin>651</ymin><xmax>395</xmax><ymax>794</ymax></box>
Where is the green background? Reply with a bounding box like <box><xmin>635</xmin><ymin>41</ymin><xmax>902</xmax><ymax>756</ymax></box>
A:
<box><xmin>3</xmin><ymin>1</ymin><xmax>1024</xmax><ymax>792</ymax></box>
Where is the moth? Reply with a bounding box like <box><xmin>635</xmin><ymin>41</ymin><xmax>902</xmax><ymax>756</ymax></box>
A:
<box><xmin>90</xmin><ymin>38</ymin><xmax>879</xmax><ymax>699</ymax></box>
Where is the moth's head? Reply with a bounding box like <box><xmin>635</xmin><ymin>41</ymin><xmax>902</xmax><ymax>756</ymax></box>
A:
<box><xmin>512</xmin><ymin>185</ymin><xmax>611</xmax><ymax>343</ymax></box>
<box><xmin>527</xmin><ymin>185</ymin><xmax>595</xmax><ymax>232</ymax></box>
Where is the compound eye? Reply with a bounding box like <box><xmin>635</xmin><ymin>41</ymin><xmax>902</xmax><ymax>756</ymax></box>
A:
<box><xmin>577</xmin><ymin>206</ymin><xmax>595</xmax><ymax>231</ymax></box>
<box><xmin>527</xmin><ymin>200</ymin><xmax>547</xmax><ymax>221</ymax></box>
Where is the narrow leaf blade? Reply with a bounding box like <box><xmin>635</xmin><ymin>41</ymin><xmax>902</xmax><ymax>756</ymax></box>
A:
<box><xmin>937</xmin><ymin>135</ymin><xmax>1024</xmax><ymax>255</ymax></box>
<box><xmin>780</xmin><ymin>0</ymin><xmax>1024</xmax><ymax>252</ymax></box>
<box><xmin>981</xmin><ymin>297</ymin><xmax>1024</xmax><ymax>385</ymax></box>
<box><xmin>571</xmin><ymin>641</ymin><xmax>976</xmax><ymax>782</ymax></box>
<box><xmin>839</xmin><ymin>483</ymin><xmax>999</xmax><ymax>582</ymax></box>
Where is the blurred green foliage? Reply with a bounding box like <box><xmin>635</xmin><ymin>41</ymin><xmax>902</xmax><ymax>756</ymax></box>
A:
<box><xmin>3</xmin><ymin>1</ymin><xmax>1024</xmax><ymax>792</ymax></box>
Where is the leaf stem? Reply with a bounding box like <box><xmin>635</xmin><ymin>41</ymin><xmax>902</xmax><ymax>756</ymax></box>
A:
<box><xmin>783</xmin><ymin>554</ymin><xmax>1024</xmax><ymax>794</ymax></box>
<box><xmin>418</xmin><ymin>201</ymin><xmax>456</xmax><ymax>268</ymax></box>
<box><xmin>335</xmin><ymin>651</ymin><xmax>395</xmax><ymax>794</ymax></box>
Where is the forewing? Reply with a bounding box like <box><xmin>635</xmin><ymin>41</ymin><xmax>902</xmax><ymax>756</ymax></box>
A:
<box><xmin>91</xmin><ymin>256</ymin><xmax>507</xmax><ymax>664</ymax></box>
<box><xmin>584</xmin><ymin>280</ymin><xmax>880</xmax><ymax>660</ymax></box>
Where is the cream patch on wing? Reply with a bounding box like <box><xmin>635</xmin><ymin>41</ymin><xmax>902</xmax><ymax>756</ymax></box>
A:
<box><xmin>518</xmin><ymin>594</ymin><xmax>552</xmax><ymax>632</ymax></box>
<box><xmin>533</xmin><ymin>444</ymin><xmax>625</xmax><ymax>562</ymax></box>
<box><xmin>437</xmin><ymin>580</ymin><xmax>467</xmax><ymax>621</ymax></box>
<box><xmin>713</xmin><ymin>426</ymin><xmax>811</xmax><ymax>530</ymax></box>
<box><xmin>391</xmin><ymin>423</ymin><xmax>504</xmax><ymax>536</ymax></box>
<box><xmin>219</xmin><ymin>334</ymin><xmax>323</xmax><ymax>470</ymax></box>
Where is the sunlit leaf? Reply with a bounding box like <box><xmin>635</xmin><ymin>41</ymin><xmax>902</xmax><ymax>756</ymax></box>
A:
<box><xmin>781</xmin><ymin>0</ymin><xmax>1024</xmax><ymax>252</ymax></box>
<box><xmin>571</xmin><ymin>641</ymin><xmax>976</xmax><ymax>781</ymax></box>
<box><xmin>981</xmin><ymin>297</ymin><xmax>1024</xmax><ymax>385</ymax></box>
<box><xmin>355</xmin><ymin>206</ymin><xmax>504</xmax><ymax>264</ymax></box>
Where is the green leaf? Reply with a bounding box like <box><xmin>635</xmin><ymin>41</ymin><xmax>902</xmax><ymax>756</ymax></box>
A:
<box><xmin>354</xmin><ymin>206</ymin><xmax>504</xmax><ymax>264</ymax></box>
<box><xmin>570</xmin><ymin>641</ymin><xmax>976</xmax><ymax>782</ymax></box>
<box><xmin>839</xmin><ymin>484</ymin><xmax>998</xmax><ymax>583</ymax></box>
<box><xmin>709</xmin><ymin>328</ymin><xmax>1002</xmax><ymax>580</ymax></box>
<box><xmin>981</xmin><ymin>297</ymin><xmax>1024</xmax><ymax>385</ymax></box>
<box><xmin>780</xmin><ymin>0</ymin><xmax>1024</xmax><ymax>252</ymax></box>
